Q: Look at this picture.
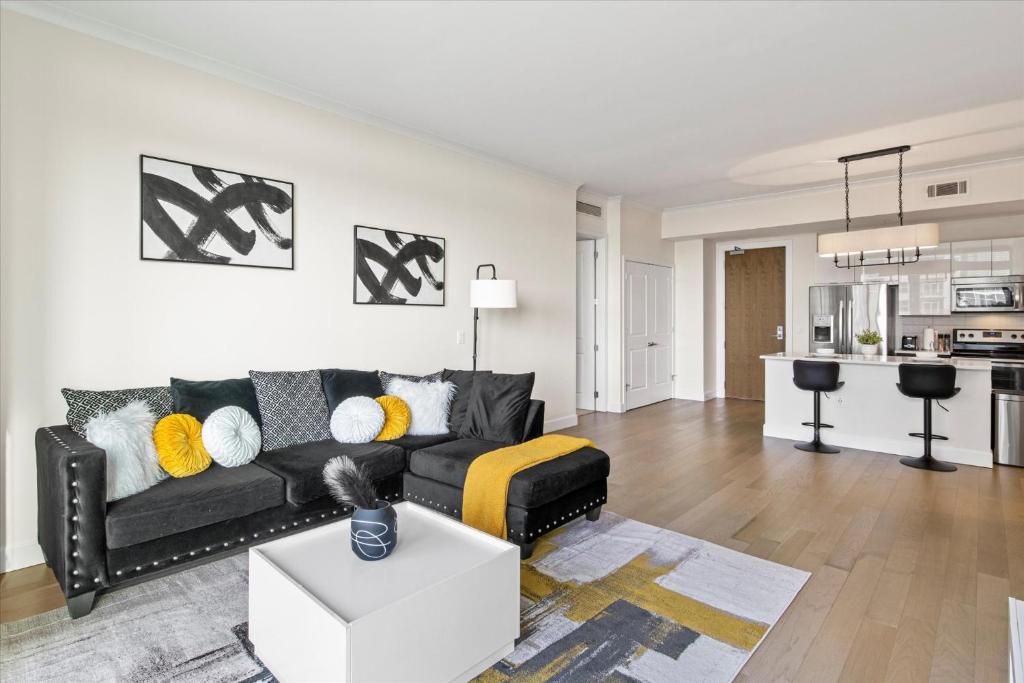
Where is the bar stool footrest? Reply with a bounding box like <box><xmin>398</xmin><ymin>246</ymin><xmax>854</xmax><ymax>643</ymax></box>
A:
<box><xmin>908</xmin><ymin>432</ymin><xmax>949</xmax><ymax>441</ymax></box>
<box><xmin>801</xmin><ymin>421</ymin><xmax>834</xmax><ymax>429</ymax></box>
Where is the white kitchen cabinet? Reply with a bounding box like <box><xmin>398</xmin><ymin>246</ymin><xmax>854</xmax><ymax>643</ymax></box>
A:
<box><xmin>992</xmin><ymin>237</ymin><xmax>1024</xmax><ymax>276</ymax></box>
<box><xmin>859</xmin><ymin>260</ymin><xmax>900</xmax><ymax>285</ymax></box>
<box><xmin>951</xmin><ymin>240</ymin><xmax>992</xmax><ymax>278</ymax></box>
<box><xmin>898</xmin><ymin>243</ymin><xmax>951</xmax><ymax>316</ymax></box>
<box><xmin>814</xmin><ymin>254</ymin><xmax>858</xmax><ymax>284</ymax></box>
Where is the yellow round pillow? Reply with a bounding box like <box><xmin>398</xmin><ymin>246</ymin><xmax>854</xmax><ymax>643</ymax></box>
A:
<box><xmin>154</xmin><ymin>413</ymin><xmax>212</xmax><ymax>477</ymax></box>
<box><xmin>375</xmin><ymin>395</ymin><xmax>411</xmax><ymax>441</ymax></box>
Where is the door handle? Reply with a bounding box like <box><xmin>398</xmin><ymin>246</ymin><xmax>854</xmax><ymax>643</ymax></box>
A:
<box><xmin>774</xmin><ymin>325</ymin><xmax>784</xmax><ymax>341</ymax></box>
<box><xmin>647</xmin><ymin>341</ymin><xmax>657</xmax><ymax>347</ymax></box>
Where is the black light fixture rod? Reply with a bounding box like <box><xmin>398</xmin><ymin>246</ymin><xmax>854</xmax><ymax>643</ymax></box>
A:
<box><xmin>472</xmin><ymin>263</ymin><xmax>498</xmax><ymax>371</ymax></box>
<box><xmin>836</xmin><ymin>145</ymin><xmax>911</xmax><ymax>164</ymax></box>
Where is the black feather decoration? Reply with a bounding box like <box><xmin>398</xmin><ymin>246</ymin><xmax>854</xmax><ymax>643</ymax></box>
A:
<box><xmin>323</xmin><ymin>456</ymin><xmax>378</xmax><ymax>509</ymax></box>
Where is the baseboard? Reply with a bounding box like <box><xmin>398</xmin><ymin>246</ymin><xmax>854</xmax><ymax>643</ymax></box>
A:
<box><xmin>704</xmin><ymin>390</ymin><xmax>717</xmax><ymax>401</ymax></box>
<box><xmin>1</xmin><ymin>541</ymin><xmax>45</xmax><ymax>573</ymax></box>
<box><xmin>762</xmin><ymin>425</ymin><xmax>993</xmax><ymax>469</ymax></box>
<box><xmin>544</xmin><ymin>414</ymin><xmax>579</xmax><ymax>433</ymax></box>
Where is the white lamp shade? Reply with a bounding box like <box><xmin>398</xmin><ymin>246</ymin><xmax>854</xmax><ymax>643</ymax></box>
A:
<box><xmin>818</xmin><ymin>223</ymin><xmax>939</xmax><ymax>257</ymax></box>
<box><xmin>471</xmin><ymin>279</ymin><xmax>517</xmax><ymax>308</ymax></box>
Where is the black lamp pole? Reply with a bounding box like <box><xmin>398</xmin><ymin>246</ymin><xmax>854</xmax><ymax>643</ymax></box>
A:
<box><xmin>472</xmin><ymin>264</ymin><xmax>497</xmax><ymax>371</ymax></box>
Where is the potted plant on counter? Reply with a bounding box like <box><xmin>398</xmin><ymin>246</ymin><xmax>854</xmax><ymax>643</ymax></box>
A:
<box><xmin>856</xmin><ymin>329</ymin><xmax>883</xmax><ymax>356</ymax></box>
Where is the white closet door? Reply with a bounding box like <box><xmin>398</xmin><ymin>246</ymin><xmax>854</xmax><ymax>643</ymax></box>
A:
<box><xmin>624</xmin><ymin>261</ymin><xmax>673</xmax><ymax>410</ymax></box>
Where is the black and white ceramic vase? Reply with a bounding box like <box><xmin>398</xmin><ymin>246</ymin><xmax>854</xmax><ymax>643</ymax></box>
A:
<box><xmin>350</xmin><ymin>500</ymin><xmax>398</xmax><ymax>561</ymax></box>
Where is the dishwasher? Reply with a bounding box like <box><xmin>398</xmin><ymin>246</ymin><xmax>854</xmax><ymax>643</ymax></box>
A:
<box><xmin>993</xmin><ymin>363</ymin><xmax>1024</xmax><ymax>467</ymax></box>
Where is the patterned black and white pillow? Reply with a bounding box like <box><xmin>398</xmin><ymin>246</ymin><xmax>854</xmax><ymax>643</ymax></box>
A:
<box><xmin>249</xmin><ymin>370</ymin><xmax>331</xmax><ymax>451</ymax></box>
<box><xmin>378</xmin><ymin>370</ymin><xmax>443</xmax><ymax>394</ymax></box>
<box><xmin>62</xmin><ymin>386</ymin><xmax>173</xmax><ymax>437</ymax></box>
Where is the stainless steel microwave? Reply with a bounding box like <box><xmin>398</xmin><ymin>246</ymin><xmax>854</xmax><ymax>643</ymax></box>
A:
<box><xmin>951</xmin><ymin>276</ymin><xmax>1024</xmax><ymax>313</ymax></box>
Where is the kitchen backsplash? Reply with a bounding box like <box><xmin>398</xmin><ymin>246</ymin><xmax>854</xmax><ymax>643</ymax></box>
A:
<box><xmin>899</xmin><ymin>312</ymin><xmax>1024</xmax><ymax>348</ymax></box>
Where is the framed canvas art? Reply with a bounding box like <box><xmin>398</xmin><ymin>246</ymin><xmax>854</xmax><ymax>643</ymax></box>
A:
<box><xmin>140</xmin><ymin>155</ymin><xmax>294</xmax><ymax>269</ymax></box>
<box><xmin>353</xmin><ymin>225</ymin><xmax>445</xmax><ymax>305</ymax></box>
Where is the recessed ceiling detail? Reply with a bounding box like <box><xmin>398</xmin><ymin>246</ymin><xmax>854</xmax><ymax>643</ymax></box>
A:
<box><xmin>8</xmin><ymin>0</ymin><xmax>1024</xmax><ymax>209</ymax></box>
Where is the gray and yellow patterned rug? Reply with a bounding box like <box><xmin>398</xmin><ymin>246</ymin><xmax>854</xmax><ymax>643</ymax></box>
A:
<box><xmin>1</xmin><ymin>513</ymin><xmax>808</xmax><ymax>682</ymax></box>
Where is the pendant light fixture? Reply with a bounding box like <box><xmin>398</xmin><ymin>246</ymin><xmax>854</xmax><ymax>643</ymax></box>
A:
<box><xmin>817</xmin><ymin>145</ymin><xmax>939</xmax><ymax>269</ymax></box>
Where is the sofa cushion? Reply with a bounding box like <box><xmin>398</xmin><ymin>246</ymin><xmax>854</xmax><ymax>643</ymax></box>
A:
<box><xmin>171</xmin><ymin>377</ymin><xmax>262</xmax><ymax>426</ymax></box>
<box><xmin>62</xmin><ymin>386</ymin><xmax>173</xmax><ymax>437</ymax></box>
<box><xmin>408</xmin><ymin>439</ymin><xmax>610</xmax><ymax>509</ymax></box>
<box><xmin>250</xmin><ymin>369</ymin><xmax>331</xmax><ymax>451</ymax></box>
<box><xmin>255</xmin><ymin>440</ymin><xmax>405</xmax><ymax>505</ymax></box>
<box><xmin>441</xmin><ymin>369</ymin><xmax>491</xmax><ymax>432</ymax></box>
<box><xmin>388</xmin><ymin>431</ymin><xmax>458</xmax><ymax>455</ymax></box>
<box><xmin>458</xmin><ymin>372</ymin><xmax>535</xmax><ymax>445</ymax></box>
<box><xmin>105</xmin><ymin>463</ymin><xmax>284</xmax><ymax>549</ymax></box>
<box><xmin>321</xmin><ymin>369</ymin><xmax>384</xmax><ymax>415</ymax></box>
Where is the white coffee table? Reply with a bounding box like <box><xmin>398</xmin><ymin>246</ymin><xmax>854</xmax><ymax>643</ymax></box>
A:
<box><xmin>248</xmin><ymin>501</ymin><xmax>520</xmax><ymax>683</ymax></box>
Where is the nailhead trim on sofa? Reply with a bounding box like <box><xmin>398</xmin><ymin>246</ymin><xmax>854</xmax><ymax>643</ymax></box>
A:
<box><xmin>403</xmin><ymin>492</ymin><xmax>606</xmax><ymax>541</ymax></box>
<box><xmin>43</xmin><ymin>427</ymin><xmax>100</xmax><ymax>594</ymax></box>
<box><xmin>108</xmin><ymin>491</ymin><xmax>403</xmax><ymax>578</ymax></box>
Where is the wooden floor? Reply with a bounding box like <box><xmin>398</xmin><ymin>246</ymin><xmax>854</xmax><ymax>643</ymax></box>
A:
<box><xmin>2</xmin><ymin>398</ymin><xmax>1022</xmax><ymax>682</ymax></box>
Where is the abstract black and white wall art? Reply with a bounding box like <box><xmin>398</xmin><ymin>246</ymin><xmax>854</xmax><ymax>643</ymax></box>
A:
<box><xmin>140</xmin><ymin>155</ymin><xmax>294</xmax><ymax>269</ymax></box>
<box><xmin>353</xmin><ymin>225</ymin><xmax>445</xmax><ymax>305</ymax></box>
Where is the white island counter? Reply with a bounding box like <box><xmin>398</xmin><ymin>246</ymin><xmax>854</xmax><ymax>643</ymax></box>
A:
<box><xmin>761</xmin><ymin>353</ymin><xmax>993</xmax><ymax>469</ymax></box>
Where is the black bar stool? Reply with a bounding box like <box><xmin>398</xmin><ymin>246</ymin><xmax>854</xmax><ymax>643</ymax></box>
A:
<box><xmin>793</xmin><ymin>360</ymin><xmax>843</xmax><ymax>453</ymax></box>
<box><xmin>896</xmin><ymin>363</ymin><xmax>960</xmax><ymax>472</ymax></box>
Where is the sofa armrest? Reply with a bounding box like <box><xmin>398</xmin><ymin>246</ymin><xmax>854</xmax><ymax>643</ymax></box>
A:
<box><xmin>523</xmin><ymin>400</ymin><xmax>545</xmax><ymax>442</ymax></box>
<box><xmin>36</xmin><ymin>426</ymin><xmax>108</xmax><ymax>597</ymax></box>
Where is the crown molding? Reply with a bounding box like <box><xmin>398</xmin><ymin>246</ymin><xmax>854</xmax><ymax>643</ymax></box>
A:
<box><xmin>0</xmin><ymin>1</ymin><xmax>577</xmax><ymax>190</ymax></box>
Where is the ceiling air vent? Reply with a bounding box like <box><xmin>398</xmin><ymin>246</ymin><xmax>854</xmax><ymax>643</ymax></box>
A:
<box><xmin>576</xmin><ymin>201</ymin><xmax>602</xmax><ymax>217</ymax></box>
<box><xmin>926</xmin><ymin>180</ymin><xmax>968</xmax><ymax>198</ymax></box>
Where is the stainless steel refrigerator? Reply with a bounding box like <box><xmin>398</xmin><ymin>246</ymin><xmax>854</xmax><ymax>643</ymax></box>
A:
<box><xmin>809</xmin><ymin>284</ymin><xmax>899</xmax><ymax>355</ymax></box>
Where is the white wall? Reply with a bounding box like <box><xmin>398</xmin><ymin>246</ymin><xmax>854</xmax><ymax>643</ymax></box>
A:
<box><xmin>575</xmin><ymin>190</ymin><xmax>607</xmax><ymax>239</ymax></box>
<box><xmin>0</xmin><ymin>11</ymin><xmax>578</xmax><ymax>570</ymax></box>
<box><xmin>673</xmin><ymin>240</ymin><xmax>705</xmax><ymax>400</ymax></box>
<box><xmin>621</xmin><ymin>201</ymin><xmax>673</xmax><ymax>267</ymax></box>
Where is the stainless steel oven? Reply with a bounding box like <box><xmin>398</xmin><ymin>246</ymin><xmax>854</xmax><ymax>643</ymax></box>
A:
<box><xmin>951</xmin><ymin>276</ymin><xmax>1024</xmax><ymax>313</ymax></box>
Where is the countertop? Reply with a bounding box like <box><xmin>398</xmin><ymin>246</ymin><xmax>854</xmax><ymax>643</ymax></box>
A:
<box><xmin>760</xmin><ymin>352</ymin><xmax>991</xmax><ymax>371</ymax></box>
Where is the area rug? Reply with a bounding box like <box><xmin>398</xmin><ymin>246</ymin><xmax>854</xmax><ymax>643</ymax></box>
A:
<box><xmin>0</xmin><ymin>512</ymin><xmax>808</xmax><ymax>682</ymax></box>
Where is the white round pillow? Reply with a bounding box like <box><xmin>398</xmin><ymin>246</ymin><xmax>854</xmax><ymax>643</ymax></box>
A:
<box><xmin>331</xmin><ymin>396</ymin><xmax>385</xmax><ymax>443</ymax></box>
<box><xmin>202</xmin><ymin>406</ymin><xmax>262</xmax><ymax>467</ymax></box>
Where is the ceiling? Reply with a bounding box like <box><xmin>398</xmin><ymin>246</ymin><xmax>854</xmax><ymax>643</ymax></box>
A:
<box><xmin>9</xmin><ymin>0</ymin><xmax>1024</xmax><ymax>208</ymax></box>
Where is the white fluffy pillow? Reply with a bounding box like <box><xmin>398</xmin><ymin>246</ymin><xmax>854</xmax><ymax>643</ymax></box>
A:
<box><xmin>85</xmin><ymin>400</ymin><xmax>166</xmax><ymax>501</ymax></box>
<box><xmin>203</xmin><ymin>406</ymin><xmax>261</xmax><ymax>467</ymax></box>
<box><xmin>387</xmin><ymin>378</ymin><xmax>455</xmax><ymax>436</ymax></box>
<box><xmin>330</xmin><ymin>396</ymin><xmax>385</xmax><ymax>443</ymax></box>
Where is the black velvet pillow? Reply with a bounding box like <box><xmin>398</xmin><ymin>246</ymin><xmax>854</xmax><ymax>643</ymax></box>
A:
<box><xmin>170</xmin><ymin>377</ymin><xmax>262</xmax><ymax>426</ymax></box>
<box><xmin>321</xmin><ymin>369</ymin><xmax>385</xmax><ymax>414</ymax></box>
<box><xmin>459</xmin><ymin>372</ymin><xmax>535</xmax><ymax>445</ymax></box>
<box><xmin>442</xmin><ymin>369</ymin><xmax>492</xmax><ymax>432</ymax></box>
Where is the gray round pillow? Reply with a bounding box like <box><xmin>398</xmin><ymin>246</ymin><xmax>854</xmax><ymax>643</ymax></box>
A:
<box><xmin>202</xmin><ymin>406</ymin><xmax>261</xmax><ymax>467</ymax></box>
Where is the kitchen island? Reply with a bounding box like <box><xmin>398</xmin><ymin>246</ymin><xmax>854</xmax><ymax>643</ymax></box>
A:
<box><xmin>761</xmin><ymin>353</ymin><xmax>992</xmax><ymax>468</ymax></box>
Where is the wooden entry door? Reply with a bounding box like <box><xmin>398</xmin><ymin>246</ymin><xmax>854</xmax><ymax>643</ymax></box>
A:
<box><xmin>725</xmin><ymin>247</ymin><xmax>785</xmax><ymax>400</ymax></box>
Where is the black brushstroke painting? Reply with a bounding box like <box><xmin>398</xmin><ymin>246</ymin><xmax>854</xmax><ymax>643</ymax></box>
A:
<box><xmin>354</xmin><ymin>225</ymin><xmax>445</xmax><ymax>305</ymax></box>
<box><xmin>140</xmin><ymin>155</ymin><xmax>294</xmax><ymax>269</ymax></box>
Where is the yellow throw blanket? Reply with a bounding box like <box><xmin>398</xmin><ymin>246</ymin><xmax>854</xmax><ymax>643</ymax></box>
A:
<box><xmin>462</xmin><ymin>434</ymin><xmax>596</xmax><ymax>539</ymax></box>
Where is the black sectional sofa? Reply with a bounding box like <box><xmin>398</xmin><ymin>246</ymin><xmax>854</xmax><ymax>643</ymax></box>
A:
<box><xmin>36</xmin><ymin>382</ymin><xmax>610</xmax><ymax>619</ymax></box>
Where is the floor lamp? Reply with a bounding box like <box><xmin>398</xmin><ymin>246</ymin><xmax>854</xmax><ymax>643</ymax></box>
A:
<box><xmin>471</xmin><ymin>264</ymin><xmax>518</xmax><ymax>371</ymax></box>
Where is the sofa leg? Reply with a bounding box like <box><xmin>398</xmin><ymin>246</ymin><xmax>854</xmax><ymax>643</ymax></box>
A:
<box><xmin>585</xmin><ymin>506</ymin><xmax>602</xmax><ymax>522</ymax></box>
<box><xmin>520</xmin><ymin>541</ymin><xmax>537</xmax><ymax>560</ymax></box>
<box><xmin>66</xmin><ymin>591</ymin><xmax>96</xmax><ymax>619</ymax></box>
